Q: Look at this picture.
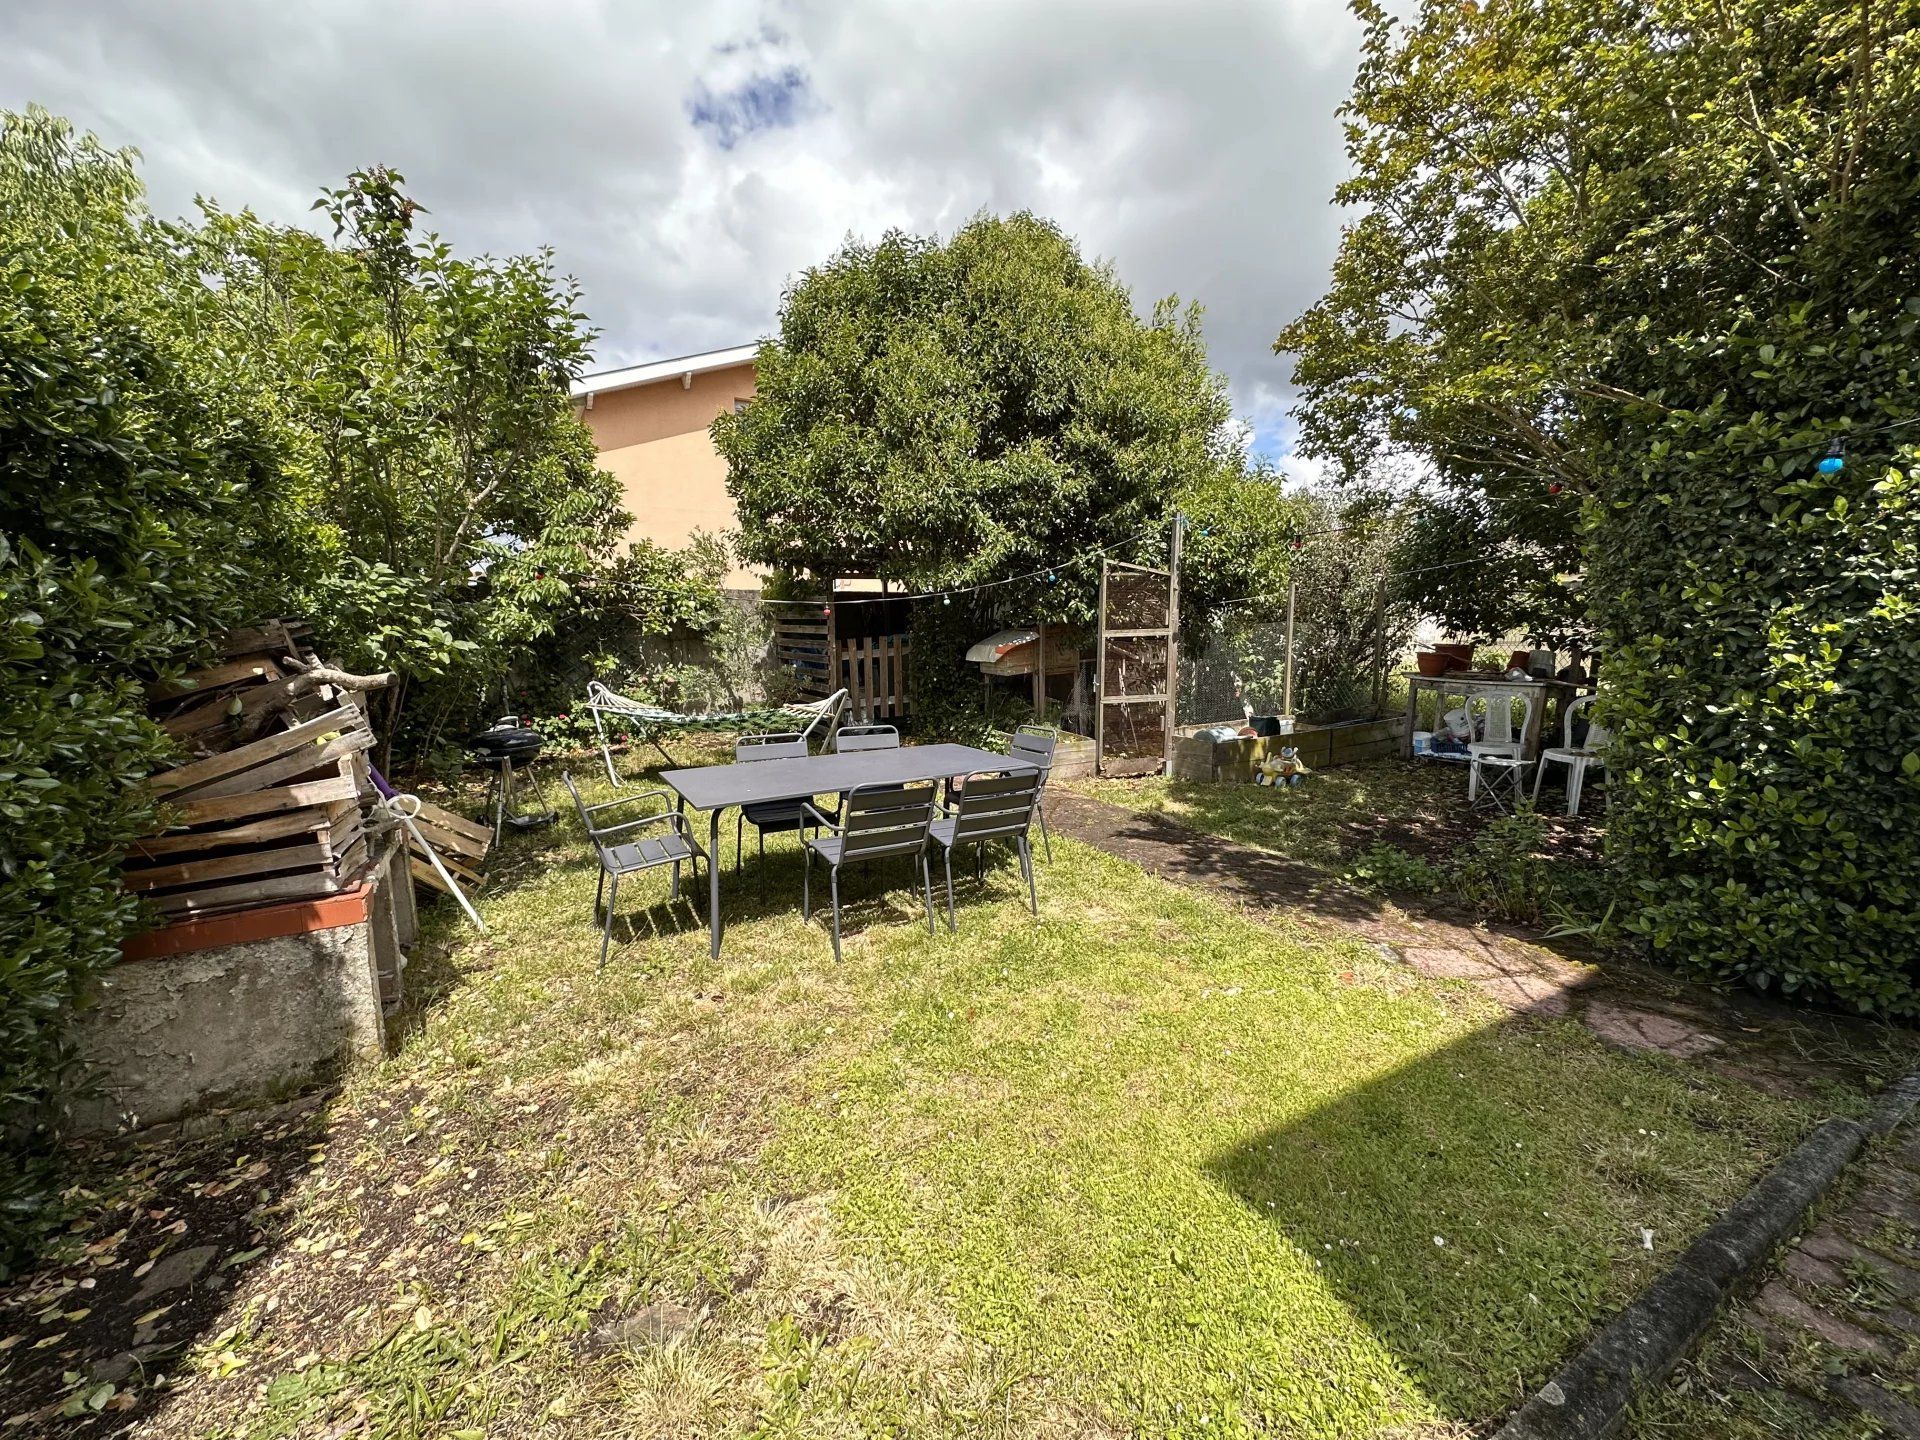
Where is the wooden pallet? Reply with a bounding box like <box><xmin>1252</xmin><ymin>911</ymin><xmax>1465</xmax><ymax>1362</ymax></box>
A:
<box><xmin>402</xmin><ymin>796</ymin><xmax>490</xmax><ymax>897</ymax></box>
<box><xmin>130</xmin><ymin>703</ymin><xmax>376</xmax><ymax>918</ymax></box>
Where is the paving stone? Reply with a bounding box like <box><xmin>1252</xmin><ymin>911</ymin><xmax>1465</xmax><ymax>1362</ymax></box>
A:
<box><xmin>1783</xmin><ymin>1246</ymin><xmax>1848</xmax><ymax>1290</ymax></box>
<box><xmin>1831</xmin><ymin>1375</ymin><xmax>1920</xmax><ymax>1437</ymax></box>
<box><xmin>1582</xmin><ymin>1000</ymin><xmax>1725</xmax><ymax>1060</ymax></box>
<box><xmin>1801</xmin><ymin>1231</ymin><xmax>1920</xmax><ymax>1301</ymax></box>
<box><xmin>1400</xmin><ymin>946</ymin><xmax>1497</xmax><ymax>980</ymax></box>
<box><xmin>1753</xmin><ymin>1280</ymin><xmax>1889</xmax><ymax>1355</ymax></box>
<box><xmin>131</xmin><ymin>1244</ymin><xmax>218</xmax><ymax>1301</ymax></box>
<box><xmin>1475</xmin><ymin>972</ymin><xmax>1576</xmax><ymax>1017</ymax></box>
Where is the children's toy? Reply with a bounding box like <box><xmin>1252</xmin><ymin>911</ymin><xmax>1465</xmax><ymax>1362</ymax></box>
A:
<box><xmin>1256</xmin><ymin>746</ymin><xmax>1312</xmax><ymax>787</ymax></box>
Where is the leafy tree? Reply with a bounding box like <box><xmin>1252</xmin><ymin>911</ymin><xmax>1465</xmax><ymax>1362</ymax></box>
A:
<box><xmin>182</xmin><ymin>170</ymin><xmax>625</xmax><ymax>757</ymax></box>
<box><xmin>0</xmin><ymin>109</ymin><xmax>284</xmax><ymax>1267</ymax></box>
<box><xmin>1282</xmin><ymin>0</ymin><xmax>1920</xmax><ymax>1010</ymax></box>
<box><xmin>714</xmin><ymin>212</ymin><xmax>1233</xmax><ymax>631</ymax></box>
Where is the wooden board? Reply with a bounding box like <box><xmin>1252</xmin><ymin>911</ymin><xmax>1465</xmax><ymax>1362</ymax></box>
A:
<box><xmin>151</xmin><ymin>706</ymin><xmax>365</xmax><ymax>797</ymax></box>
<box><xmin>170</xmin><ymin>774</ymin><xmax>362</xmax><ymax>827</ymax></box>
<box><xmin>161</xmin><ymin>673</ymin><xmax>310</xmax><ymax>742</ymax></box>
<box><xmin>410</xmin><ymin>796</ymin><xmax>491</xmax><ymax>847</ymax></box>
<box><xmin>148</xmin><ymin>866</ymin><xmax>358</xmax><ymax>917</ymax></box>
<box><xmin>409</xmin><ymin>838</ymin><xmax>482</xmax><ymax>886</ymax></box>
<box><xmin>124</xmin><ymin>838</ymin><xmax>334</xmax><ymax>893</ymax></box>
<box><xmin>410</xmin><ymin>855</ymin><xmax>479</xmax><ymax>897</ymax></box>
<box><xmin>167</xmin><ymin>727</ymin><xmax>373</xmax><ymax>802</ymax></box>
<box><xmin>148</xmin><ymin>656</ymin><xmax>284</xmax><ymax>702</ymax></box>
<box><xmin>408</xmin><ymin>815</ymin><xmax>488</xmax><ymax>864</ymax></box>
<box><xmin>215</xmin><ymin>620</ymin><xmax>309</xmax><ymax>658</ymax></box>
<box><xmin>127</xmin><ymin>801</ymin><xmax>354</xmax><ymax>859</ymax></box>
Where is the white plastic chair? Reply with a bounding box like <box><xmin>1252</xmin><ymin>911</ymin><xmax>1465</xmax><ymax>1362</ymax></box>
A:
<box><xmin>1466</xmin><ymin>687</ymin><xmax>1532</xmax><ymax>762</ymax></box>
<box><xmin>1532</xmin><ymin>694</ymin><xmax>1609</xmax><ymax>816</ymax></box>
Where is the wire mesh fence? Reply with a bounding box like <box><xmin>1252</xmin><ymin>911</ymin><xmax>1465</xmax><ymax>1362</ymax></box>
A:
<box><xmin>1176</xmin><ymin>606</ymin><xmax>1409</xmax><ymax>729</ymax></box>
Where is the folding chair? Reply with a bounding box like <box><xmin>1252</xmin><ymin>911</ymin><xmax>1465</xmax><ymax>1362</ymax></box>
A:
<box><xmin>800</xmin><ymin>782</ymin><xmax>938</xmax><ymax>962</ymax></box>
<box><xmin>562</xmin><ymin>773</ymin><xmax>706</xmax><ymax>971</ymax></box>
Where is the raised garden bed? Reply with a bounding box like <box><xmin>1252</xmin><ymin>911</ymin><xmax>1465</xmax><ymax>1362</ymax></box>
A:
<box><xmin>1172</xmin><ymin>714</ymin><xmax>1410</xmax><ymax>783</ymax></box>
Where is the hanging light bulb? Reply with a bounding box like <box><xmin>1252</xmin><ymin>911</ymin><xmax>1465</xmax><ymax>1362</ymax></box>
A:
<box><xmin>1817</xmin><ymin>441</ymin><xmax>1846</xmax><ymax>477</ymax></box>
<box><xmin>1047</xmin><ymin>570</ymin><xmax>1056</xmax><ymax>582</ymax></box>
<box><xmin>1548</xmin><ymin>482</ymin><xmax>1563</xmax><ymax>496</ymax></box>
<box><xmin>943</xmin><ymin>593</ymin><xmax>951</xmax><ymax>606</ymax></box>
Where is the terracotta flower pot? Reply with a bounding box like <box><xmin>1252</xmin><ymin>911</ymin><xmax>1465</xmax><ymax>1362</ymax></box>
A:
<box><xmin>1416</xmin><ymin>649</ymin><xmax>1450</xmax><ymax>677</ymax></box>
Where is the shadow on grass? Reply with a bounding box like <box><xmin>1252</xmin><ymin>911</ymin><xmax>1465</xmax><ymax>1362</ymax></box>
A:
<box><xmin>1200</xmin><ymin>1009</ymin><xmax>1778</xmax><ymax>1427</ymax></box>
<box><xmin>0</xmin><ymin>1099</ymin><xmax>330</xmax><ymax>1434</ymax></box>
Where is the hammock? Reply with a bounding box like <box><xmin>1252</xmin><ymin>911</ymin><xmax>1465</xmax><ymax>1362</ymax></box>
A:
<box><xmin>583</xmin><ymin>680</ymin><xmax>848</xmax><ymax>784</ymax></box>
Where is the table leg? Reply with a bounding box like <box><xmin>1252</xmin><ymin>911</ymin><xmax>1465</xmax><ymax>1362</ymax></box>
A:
<box><xmin>1403</xmin><ymin>681</ymin><xmax>1419</xmax><ymax>758</ymax></box>
<box><xmin>1521</xmin><ymin>694</ymin><xmax>1544</xmax><ymax>763</ymax></box>
<box><xmin>708</xmin><ymin>807</ymin><xmax>723</xmax><ymax>959</ymax></box>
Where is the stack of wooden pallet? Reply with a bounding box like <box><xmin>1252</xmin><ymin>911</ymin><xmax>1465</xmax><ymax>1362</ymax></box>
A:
<box><xmin>125</xmin><ymin>622</ymin><xmax>380</xmax><ymax>919</ymax></box>
<box><xmin>400</xmin><ymin>797</ymin><xmax>489</xmax><ymax>903</ymax></box>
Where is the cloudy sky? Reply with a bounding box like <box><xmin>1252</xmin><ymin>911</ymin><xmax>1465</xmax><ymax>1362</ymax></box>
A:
<box><xmin>2</xmin><ymin>0</ymin><xmax>1362</xmax><ymax>462</ymax></box>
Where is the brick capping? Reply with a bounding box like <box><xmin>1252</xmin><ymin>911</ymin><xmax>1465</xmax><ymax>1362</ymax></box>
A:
<box><xmin>120</xmin><ymin>877</ymin><xmax>376</xmax><ymax>963</ymax></box>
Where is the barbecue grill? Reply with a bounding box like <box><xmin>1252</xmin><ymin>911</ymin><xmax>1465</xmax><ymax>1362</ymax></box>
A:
<box><xmin>468</xmin><ymin>718</ymin><xmax>558</xmax><ymax>840</ymax></box>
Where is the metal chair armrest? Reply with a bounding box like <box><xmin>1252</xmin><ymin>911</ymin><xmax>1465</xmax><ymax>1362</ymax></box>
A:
<box><xmin>583</xmin><ymin>787</ymin><xmax>672</xmax><ymax>815</ymax></box>
<box><xmin>592</xmin><ymin>811</ymin><xmax>685</xmax><ymax>840</ymax></box>
<box><xmin>800</xmin><ymin>801</ymin><xmax>841</xmax><ymax>831</ymax></box>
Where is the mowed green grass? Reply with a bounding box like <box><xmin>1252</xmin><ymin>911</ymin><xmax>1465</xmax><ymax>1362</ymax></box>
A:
<box><xmin>125</xmin><ymin>753</ymin><xmax>1824</xmax><ymax>1439</ymax></box>
<box><xmin>1068</xmin><ymin>760</ymin><xmax>1469</xmax><ymax>872</ymax></box>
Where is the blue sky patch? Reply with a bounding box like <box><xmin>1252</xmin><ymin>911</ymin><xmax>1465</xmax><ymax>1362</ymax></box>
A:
<box><xmin>687</xmin><ymin>66</ymin><xmax>814</xmax><ymax>150</ymax></box>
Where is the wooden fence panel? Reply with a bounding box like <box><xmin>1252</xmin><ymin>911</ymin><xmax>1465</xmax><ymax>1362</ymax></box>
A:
<box><xmin>839</xmin><ymin>634</ymin><xmax>910</xmax><ymax>722</ymax></box>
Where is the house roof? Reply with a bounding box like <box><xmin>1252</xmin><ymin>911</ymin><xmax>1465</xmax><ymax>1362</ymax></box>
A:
<box><xmin>570</xmin><ymin>343</ymin><xmax>759</xmax><ymax>400</ymax></box>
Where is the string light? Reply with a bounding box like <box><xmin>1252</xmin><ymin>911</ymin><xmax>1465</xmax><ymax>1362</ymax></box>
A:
<box><xmin>1817</xmin><ymin>442</ymin><xmax>1846</xmax><ymax>476</ymax></box>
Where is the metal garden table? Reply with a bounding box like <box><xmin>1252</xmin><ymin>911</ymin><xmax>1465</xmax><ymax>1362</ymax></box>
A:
<box><xmin>660</xmin><ymin>743</ymin><xmax>1029</xmax><ymax>959</ymax></box>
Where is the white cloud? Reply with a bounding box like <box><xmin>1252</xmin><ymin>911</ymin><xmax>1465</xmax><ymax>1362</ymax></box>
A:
<box><xmin>0</xmin><ymin>0</ymin><xmax>1360</xmax><ymax>443</ymax></box>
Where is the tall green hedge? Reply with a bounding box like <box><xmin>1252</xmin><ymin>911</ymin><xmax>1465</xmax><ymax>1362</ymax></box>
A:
<box><xmin>1592</xmin><ymin>301</ymin><xmax>1920</xmax><ymax>1014</ymax></box>
<box><xmin>0</xmin><ymin>111</ymin><xmax>282</xmax><ymax>1270</ymax></box>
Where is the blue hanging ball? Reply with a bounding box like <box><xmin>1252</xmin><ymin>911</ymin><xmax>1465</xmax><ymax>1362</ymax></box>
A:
<box><xmin>1047</xmin><ymin>570</ymin><xmax>1056</xmax><ymax>582</ymax></box>
<box><xmin>1817</xmin><ymin>454</ymin><xmax>1845</xmax><ymax>476</ymax></box>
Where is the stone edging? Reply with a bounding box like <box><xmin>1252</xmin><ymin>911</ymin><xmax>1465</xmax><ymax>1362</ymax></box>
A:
<box><xmin>1492</xmin><ymin>1071</ymin><xmax>1920</xmax><ymax>1440</ymax></box>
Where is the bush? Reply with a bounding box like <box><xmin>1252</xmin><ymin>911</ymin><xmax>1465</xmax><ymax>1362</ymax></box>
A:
<box><xmin>1450</xmin><ymin>813</ymin><xmax>1555</xmax><ymax>928</ymax></box>
<box><xmin>1593</xmin><ymin>306</ymin><xmax>1920</xmax><ymax>1014</ymax></box>
<box><xmin>0</xmin><ymin>111</ymin><xmax>283</xmax><ymax>1271</ymax></box>
<box><xmin>1343</xmin><ymin>843</ymin><xmax>1447</xmax><ymax>896</ymax></box>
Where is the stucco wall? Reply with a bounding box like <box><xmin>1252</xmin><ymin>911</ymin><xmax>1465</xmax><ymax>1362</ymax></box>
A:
<box><xmin>581</xmin><ymin>361</ymin><xmax>761</xmax><ymax>588</ymax></box>
<box><xmin>66</xmin><ymin>866</ymin><xmax>403</xmax><ymax>1134</ymax></box>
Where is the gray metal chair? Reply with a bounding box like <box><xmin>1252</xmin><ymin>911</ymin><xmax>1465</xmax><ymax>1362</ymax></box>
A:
<box><xmin>733</xmin><ymin>731</ymin><xmax>816</xmax><ymax>884</ymax></box>
<box><xmin>562</xmin><ymin>772</ymin><xmax>707</xmax><ymax>971</ymax></box>
<box><xmin>1008</xmin><ymin>725</ymin><xmax>1058</xmax><ymax>862</ymax></box>
<box><xmin>800</xmin><ymin>781</ymin><xmax>938</xmax><ymax>962</ymax></box>
<box><xmin>928</xmin><ymin>769</ymin><xmax>1041</xmax><ymax>931</ymax></box>
<box><xmin>833</xmin><ymin>723</ymin><xmax>903</xmax><ymax>800</ymax></box>
<box><xmin>833</xmin><ymin>723</ymin><xmax>900</xmax><ymax>753</ymax></box>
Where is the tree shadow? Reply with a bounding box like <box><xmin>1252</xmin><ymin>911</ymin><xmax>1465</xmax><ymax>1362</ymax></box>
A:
<box><xmin>1199</xmin><ymin>1007</ymin><xmax>1793</xmax><ymax>1426</ymax></box>
<box><xmin>0</xmin><ymin>1097</ymin><xmax>330</xmax><ymax>1434</ymax></box>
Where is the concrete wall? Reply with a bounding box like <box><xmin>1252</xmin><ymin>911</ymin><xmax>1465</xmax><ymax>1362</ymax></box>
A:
<box><xmin>580</xmin><ymin>361</ymin><xmax>760</xmax><ymax>588</ymax></box>
<box><xmin>66</xmin><ymin>848</ymin><xmax>408</xmax><ymax>1134</ymax></box>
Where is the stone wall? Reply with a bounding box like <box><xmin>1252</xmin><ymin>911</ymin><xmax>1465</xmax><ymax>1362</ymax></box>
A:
<box><xmin>66</xmin><ymin>842</ymin><xmax>412</xmax><ymax>1134</ymax></box>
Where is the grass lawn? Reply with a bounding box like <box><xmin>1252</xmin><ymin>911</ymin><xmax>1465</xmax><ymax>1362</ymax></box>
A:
<box><xmin>3</xmin><ymin>745</ymin><xmax>1850</xmax><ymax>1438</ymax></box>
<box><xmin>1067</xmin><ymin>760</ymin><xmax>1488</xmax><ymax>874</ymax></box>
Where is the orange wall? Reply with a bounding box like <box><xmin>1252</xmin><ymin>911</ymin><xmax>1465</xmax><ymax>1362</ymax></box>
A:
<box><xmin>579</xmin><ymin>361</ymin><xmax>759</xmax><ymax>588</ymax></box>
